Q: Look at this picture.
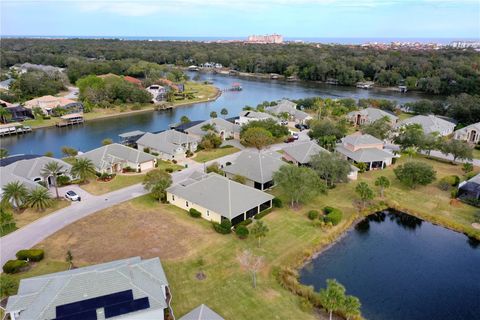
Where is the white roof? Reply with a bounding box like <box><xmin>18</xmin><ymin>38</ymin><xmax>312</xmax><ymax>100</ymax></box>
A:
<box><xmin>282</xmin><ymin>140</ymin><xmax>329</xmax><ymax>164</ymax></box>
<box><xmin>223</xmin><ymin>150</ymin><xmax>284</xmax><ymax>183</ymax></box>
<box><xmin>265</xmin><ymin>100</ymin><xmax>311</xmax><ymax>121</ymax></box>
<box><xmin>396</xmin><ymin>115</ymin><xmax>456</xmax><ymax>134</ymax></box>
<box><xmin>185</xmin><ymin>118</ymin><xmax>241</xmax><ymax>137</ymax></box>
<box><xmin>179</xmin><ymin>304</ymin><xmax>224</xmax><ymax>320</ymax></box>
<box><xmin>4</xmin><ymin>156</ymin><xmax>72</xmax><ymax>181</ymax></box>
<box><xmin>342</xmin><ymin>134</ymin><xmax>384</xmax><ymax>147</ymax></box>
<box><xmin>347</xmin><ymin>107</ymin><xmax>398</xmax><ymax>123</ymax></box>
<box><xmin>136</xmin><ymin>130</ymin><xmax>199</xmax><ymax>155</ymax></box>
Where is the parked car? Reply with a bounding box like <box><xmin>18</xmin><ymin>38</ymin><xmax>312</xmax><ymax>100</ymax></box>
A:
<box><xmin>292</xmin><ymin>133</ymin><xmax>299</xmax><ymax>140</ymax></box>
<box><xmin>284</xmin><ymin>136</ymin><xmax>295</xmax><ymax>143</ymax></box>
<box><xmin>280</xmin><ymin>120</ymin><xmax>288</xmax><ymax>126</ymax></box>
<box><xmin>65</xmin><ymin>190</ymin><xmax>81</xmax><ymax>201</ymax></box>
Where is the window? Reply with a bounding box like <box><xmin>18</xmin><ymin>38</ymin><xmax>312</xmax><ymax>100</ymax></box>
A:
<box><xmin>207</xmin><ymin>210</ymin><xmax>209</xmax><ymax>216</ymax></box>
<box><xmin>186</xmin><ymin>201</ymin><xmax>189</xmax><ymax>207</ymax></box>
<box><xmin>172</xmin><ymin>195</ymin><xmax>175</xmax><ymax>201</ymax></box>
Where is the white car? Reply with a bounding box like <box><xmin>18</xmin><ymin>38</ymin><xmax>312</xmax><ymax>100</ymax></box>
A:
<box><xmin>280</xmin><ymin>120</ymin><xmax>288</xmax><ymax>126</ymax></box>
<box><xmin>292</xmin><ymin>132</ymin><xmax>299</xmax><ymax>140</ymax></box>
<box><xmin>65</xmin><ymin>190</ymin><xmax>81</xmax><ymax>201</ymax></box>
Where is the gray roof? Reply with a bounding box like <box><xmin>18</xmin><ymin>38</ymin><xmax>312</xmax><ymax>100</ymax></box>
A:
<box><xmin>282</xmin><ymin>140</ymin><xmax>329</xmax><ymax>164</ymax></box>
<box><xmin>118</xmin><ymin>130</ymin><xmax>145</xmax><ymax>138</ymax></box>
<box><xmin>6</xmin><ymin>257</ymin><xmax>169</xmax><ymax>320</ymax></box>
<box><xmin>396</xmin><ymin>115</ymin><xmax>456</xmax><ymax>135</ymax></box>
<box><xmin>136</xmin><ymin>130</ymin><xmax>199</xmax><ymax>155</ymax></box>
<box><xmin>466</xmin><ymin>173</ymin><xmax>480</xmax><ymax>184</ymax></box>
<box><xmin>454</xmin><ymin>122</ymin><xmax>480</xmax><ymax>135</ymax></box>
<box><xmin>223</xmin><ymin>150</ymin><xmax>284</xmax><ymax>183</ymax></box>
<box><xmin>180</xmin><ymin>304</ymin><xmax>224</xmax><ymax>320</ymax></box>
<box><xmin>185</xmin><ymin>118</ymin><xmax>241</xmax><ymax>137</ymax></box>
<box><xmin>167</xmin><ymin>172</ymin><xmax>274</xmax><ymax>220</ymax></box>
<box><xmin>0</xmin><ymin>78</ymin><xmax>14</xmax><ymax>89</ymax></box>
<box><xmin>3</xmin><ymin>156</ymin><xmax>72</xmax><ymax>180</ymax></box>
<box><xmin>239</xmin><ymin>110</ymin><xmax>278</xmax><ymax>121</ymax></box>
<box><xmin>0</xmin><ymin>167</ymin><xmax>43</xmax><ymax>194</ymax></box>
<box><xmin>342</xmin><ymin>134</ymin><xmax>383</xmax><ymax>147</ymax></box>
<box><xmin>265</xmin><ymin>99</ymin><xmax>311</xmax><ymax>121</ymax></box>
<box><xmin>77</xmin><ymin>143</ymin><xmax>156</xmax><ymax>171</ymax></box>
<box><xmin>347</xmin><ymin>107</ymin><xmax>398</xmax><ymax>123</ymax></box>
<box><xmin>336</xmin><ymin>144</ymin><xmax>394</xmax><ymax>163</ymax></box>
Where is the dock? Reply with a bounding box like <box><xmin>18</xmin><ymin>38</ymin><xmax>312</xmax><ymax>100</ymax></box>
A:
<box><xmin>0</xmin><ymin>122</ymin><xmax>32</xmax><ymax>137</ymax></box>
<box><xmin>56</xmin><ymin>113</ymin><xmax>84</xmax><ymax>127</ymax></box>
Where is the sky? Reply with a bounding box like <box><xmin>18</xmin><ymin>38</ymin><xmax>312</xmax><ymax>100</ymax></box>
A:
<box><xmin>1</xmin><ymin>0</ymin><xmax>479</xmax><ymax>39</ymax></box>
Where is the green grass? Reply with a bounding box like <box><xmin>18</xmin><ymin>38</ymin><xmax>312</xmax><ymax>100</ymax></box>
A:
<box><xmin>194</xmin><ymin>146</ymin><xmax>240</xmax><ymax>163</ymax></box>
<box><xmin>15</xmin><ymin>199</ymin><xmax>71</xmax><ymax>229</ymax></box>
<box><xmin>473</xmin><ymin>148</ymin><xmax>480</xmax><ymax>160</ymax></box>
<box><xmin>80</xmin><ymin>174</ymin><xmax>145</xmax><ymax>195</ymax></box>
<box><xmin>156</xmin><ymin>159</ymin><xmax>184</xmax><ymax>172</ymax></box>
<box><xmin>173</xmin><ymin>82</ymin><xmax>218</xmax><ymax>105</ymax></box>
<box><xmin>0</xmin><ymin>224</ymin><xmax>17</xmax><ymax>237</ymax></box>
<box><xmin>397</xmin><ymin>112</ymin><xmax>413</xmax><ymax>121</ymax></box>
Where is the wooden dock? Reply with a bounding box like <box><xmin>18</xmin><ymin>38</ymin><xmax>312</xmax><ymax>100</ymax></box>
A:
<box><xmin>56</xmin><ymin>113</ymin><xmax>84</xmax><ymax>127</ymax></box>
<box><xmin>0</xmin><ymin>122</ymin><xmax>32</xmax><ymax>137</ymax></box>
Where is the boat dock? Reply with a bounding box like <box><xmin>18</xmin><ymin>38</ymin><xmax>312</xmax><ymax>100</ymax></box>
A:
<box><xmin>56</xmin><ymin>113</ymin><xmax>84</xmax><ymax>127</ymax></box>
<box><xmin>0</xmin><ymin>122</ymin><xmax>32</xmax><ymax>137</ymax></box>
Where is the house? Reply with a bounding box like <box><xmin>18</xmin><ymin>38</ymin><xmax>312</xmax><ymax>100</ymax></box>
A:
<box><xmin>265</xmin><ymin>99</ymin><xmax>312</xmax><ymax>124</ymax></box>
<box><xmin>458</xmin><ymin>173</ymin><xmax>480</xmax><ymax>205</ymax></box>
<box><xmin>119</xmin><ymin>130</ymin><xmax>146</xmax><ymax>146</ymax></box>
<box><xmin>146</xmin><ymin>85</ymin><xmax>167</xmax><ymax>102</ymax></box>
<box><xmin>5</xmin><ymin>104</ymin><xmax>34</xmax><ymax>121</ymax></box>
<box><xmin>23</xmin><ymin>95</ymin><xmax>82</xmax><ymax>116</ymax></box>
<box><xmin>335</xmin><ymin>133</ymin><xmax>395</xmax><ymax>170</ymax></box>
<box><xmin>179</xmin><ymin>304</ymin><xmax>224</xmax><ymax>320</ymax></box>
<box><xmin>347</xmin><ymin>107</ymin><xmax>398</xmax><ymax>126</ymax></box>
<box><xmin>223</xmin><ymin>150</ymin><xmax>284</xmax><ymax>190</ymax></box>
<box><xmin>282</xmin><ymin>140</ymin><xmax>359</xmax><ymax>180</ymax></box>
<box><xmin>453</xmin><ymin>122</ymin><xmax>480</xmax><ymax>144</ymax></box>
<box><xmin>123</xmin><ymin>75</ymin><xmax>143</xmax><ymax>87</ymax></box>
<box><xmin>396</xmin><ymin>115</ymin><xmax>456</xmax><ymax>136</ymax></box>
<box><xmin>0</xmin><ymin>155</ymin><xmax>73</xmax><ymax>188</ymax></box>
<box><xmin>77</xmin><ymin>143</ymin><xmax>156</xmax><ymax>173</ymax></box>
<box><xmin>136</xmin><ymin>130</ymin><xmax>199</xmax><ymax>161</ymax></box>
<box><xmin>235</xmin><ymin>110</ymin><xmax>278</xmax><ymax>126</ymax></box>
<box><xmin>166</xmin><ymin>172</ymin><xmax>274</xmax><ymax>225</ymax></box>
<box><xmin>184</xmin><ymin>118</ymin><xmax>241</xmax><ymax>140</ymax></box>
<box><xmin>5</xmin><ymin>257</ymin><xmax>172</xmax><ymax>320</ymax></box>
<box><xmin>11</xmin><ymin>63</ymin><xmax>63</xmax><ymax>75</ymax></box>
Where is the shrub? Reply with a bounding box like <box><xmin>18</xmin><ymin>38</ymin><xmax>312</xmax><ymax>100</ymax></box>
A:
<box><xmin>151</xmin><ymin>152</ymin><xmax>159</xmax><ymax>156</ymax></box>
<box><xmin>213</xmin><ymin>220</ymin><xmax>232</xmax><ymax>234</ymax></box>
<box><xmin>165</xmin><ymin>168</ymin><xmax>174</xmax><ymax>173</ymax></box>
<box><xmin>3</xmin><ymin>260</ymin><xmax>28</xmax><ymax>274</ymax></box>
<box><xmin>189</xmin><ymin>208</ymin><xmax>201</xmax><ymax>218</ymax></box>
<box><xmin>355</xmin><ymin>162</ymin><xmax>368</xmax><ymax>173</ymax></box>
<box><xmin>225</xmin><ymin>161</ymin><xmax>232</xmax><ymax>166</ymax></box>
<box><xmin>440</xmin><ymin>175</ymin><xmax>460</xmax><ymax>187</ymax></box>
<box><xmin>172</xmin><ymin>159</ymin><xmax>177</xmax><ymax>164</ymax></box>
<box><xmin>323</xmin><ymin>206</ymin><xmax>343</xmax><ymax>226</ymax></box>
<box><xmin>307</xmin><ymin>210</ymin><xmax>319</xmax><ymax>220</ymax></box>
<box><xmin>56</xmin><ymin>175</ymin><xmax>71</xmax><ymax>186</ymax></box>
<box><xmin>450</xmin><ymin>189</ymin><xmax>458</xmax><ymax>199</ymax></box>
<box><xmin>272</xmin><ymin>197</ymin><xmax>283</xmax><ymax>208</ymax></box>
<box><xmin>16</xmin><ymin>249</ymin><xmax>44</xmax><ymax>262</ymax></box>
<box><xmin>438</xmin><ymin>180</ymin><xmax>451</xmax><ymax>191</ymax></box>
<box><xmin>186</xmin><ymin>150</ymin><xmax>194</xmax><ymax>157</ymax></box>
<box><xmin>238</xmin><ymin>218</ymin><xmax>253</xmax><ymax>226</ymax></box>
<box><xmin>143</xmin><ymin>147</ymin><xmax>150</xmax><ymax>153</ymax></box>
<box><xmin>235</xmin><ymin>225</ymin><xmax>249</xmax><ymax>239</ymax></box>
<box><xmin>0</xmin><ymin>275</ymin><xmax>18</xmax><ymax>296</ymax></box>
<box><xmin>256</xmin><ymin>208</ymin><xmax>273</xmax><ymax>219</ymax></box>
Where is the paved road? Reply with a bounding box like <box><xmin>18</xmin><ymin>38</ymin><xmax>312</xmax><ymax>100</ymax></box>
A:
<box><xmin>422</xmin><ymin>150</ymin><xmax>480</xmax><ymax>167</ymax></box>
<box><xmin>0</xmin><ymin>134</ymin><xmax>311</xmax><ymax>265</ymax></box>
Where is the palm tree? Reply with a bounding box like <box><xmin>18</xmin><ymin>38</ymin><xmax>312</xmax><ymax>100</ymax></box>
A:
<box><xmin>41</xmin><ymin>161</ymin><xmax>65</xmax><ymax>199</ymax></box>
<box><xmin>250</xmin><ymin>220</ymin><xmax>269</xmax><ymax>247</ymax></box>
<box><xmin>0</xmin><ymin>107</ymin><xmax>11</xmax><ymax>124</ymax></box>
<box><xmin>0</xmin><ymin>148</ymin><xmax>8</xmax><ymax>159</ymax></box>
<box><xmin>180</xmin><ymin>115</ymin><xmax>191</xmax><ymax>124</ymax></box>
<box><xmin>209</xmin><ymin>111</ymin><xmax>217</xmax><ymax>119</ymax></box>
<box><xmin>1</xmin><ymin>181</ymin><xmax>28</xmax><ymax>212</ymax></box>
<box><xmin>404</xmin><ymin>146</ymin><xmax>417</xmax><ymax>159</ymax></box>
<box><xmin>26</xmin><ymin>188</ymin><xmax>53</xmax><ymax>212</ymax></box>
<box><xmin>71</xmin><ymin>158</ymin><xmax>96</xmax><ymax>183</ymax></box>
<box><xmin>220</xmin><ymin>108</ymin><xmax>228</xmax><ymax>118</ymax></box>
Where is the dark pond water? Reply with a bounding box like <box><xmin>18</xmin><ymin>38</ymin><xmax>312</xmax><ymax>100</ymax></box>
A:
<box><xmin>299</xmin><ymin>211</ymin><xmax>480</xmax><ymax>320</ymax></box>
<box><xmin>1</xmin><ymin>72</ymin><xmax>436</xmax><ymax>157</ymax></box>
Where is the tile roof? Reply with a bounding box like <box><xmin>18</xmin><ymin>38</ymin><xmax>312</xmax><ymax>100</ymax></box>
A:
<box><xmin>282</xmin><ymin>140</ymin><xmax>329</xmax><ymax>164</ymax></box>
<box><xmin>223</xmin><ymin>150</ymin><xmax>284</xmax><ymax>183</ymax></box>
<box><xmin>136</xmin><ymin>130</ymin><xmax>198</xmax><ymax>155</ymax></box>
<box><xmin>396</xmin><ymin>115</ymin><xmax>456</xmax><ymax>135</ymax></box>
<box><xmin>179</xmin><ymin>304</ymin><xmax>224</xmax><ymax>320</ymax></box>
<box><xmin>167</xmin><ymin>172</ymin><xmax>274</xmax><ymax>220</ymax></box>
<box><xmin>342</xmin><ymin>133</ymin><xmax>383</xmax><ymax>146</ymax></box>
<box><xmin>6</xmin><ymin>257</ymin><xmax>169</xmax><ymax>320</ymax></box>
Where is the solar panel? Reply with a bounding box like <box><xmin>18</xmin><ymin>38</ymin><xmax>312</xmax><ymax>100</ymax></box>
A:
<box><xmin>55</xmin><ymin>309</ymin><xmax>98</xmax><ymax>320</ymax></box>
<box><xmin>104</xmin><ymin>297</ymin><xmax>150</xmax><ymax>318</ymax></box>
<box><xmin>56</xmin><ymin>290</ymin><xmax>133</xmax><ymax>318</ymax></box>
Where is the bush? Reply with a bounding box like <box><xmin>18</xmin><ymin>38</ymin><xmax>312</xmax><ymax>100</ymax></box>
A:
<box><xmin>165</xmin><ymin>168</ymin><xmax>174</xmax><ymax>173</ymax></box>
<box><xmin>451</xmin><ymin>189</ymin><xmax>458</xmax><ymax>199</ymax></box>
<box><xmin>189</xmin><ymin>208</ymin><xmax>201</xmax><ymax>218</ymax></box>
<box><xmin>272</xmin><ymin>197</ymin><xmax>283</xmax><ymax>208</ymax></box>
<box><xmin>213</xmin><ymin>220</ymin><xmax>232</xmax><ymax>234</ymax></box>
<box><xmin>56</xmin><ymin>175</ymin><xmax>71</xmax><ymax>186</ymax></box>
<box><xmin>16</xmin><ymin>249</ymin><xmax>44</xmax><ymax>262</ymax></box>
<box><xmin>256</xmin><ymin>208</ymin><xmax>273</xmax><ymax>219</ymax></box>
<box><xmin>172</xmin><ymin>160</ymin><xmax>177</xmax><ymax>164</ymax></box>
<box><xmin>3</xmin><ymin>260</ymin><xmax>28</xmax><ymax>274</ymax></box>
<box><xmin>438</xmin><ymin>180</ymin><xmax>451</xmax><ymax>191</ymax></box>
<box><xmin>0</xmin><ymin>275</ymin><xmax>18</xmax><ymax>296</ymax></box>
<box><xmin>151</xmin><ymin>152</ymin><xmax>159</xmax><ymax>156</ymax></box>
<box><xmin>235</xmin><ymin>225</ymin><xmax>249</xmax><ymax>239</ymax></box>
<box><xmin>307</xmin><ymin>210</ymin><xmax>319</xmax><ymax>220</ymax></box>
<box><xmin>440</xmin><ymin>175</ymin><xmax>460</xmax><ymax>187</ymax></box>
<box><xmin>143</xmin><ymin>147</ymin><xmax>150</xmax><ymax>153</ymax></box>
<box><xmin>323</xmin><ymin>206</ymin><xmax>343</xmax><ymax>226</ymax></box>
<box><xmin>355</xmin><ymin>162</ymin><xmax>368</xmax><ymax>173</ymax></box>
<box><xmin>237</xmin><ymin>218</ymin><xmax>253</xmax><ymax>226</ymax></box>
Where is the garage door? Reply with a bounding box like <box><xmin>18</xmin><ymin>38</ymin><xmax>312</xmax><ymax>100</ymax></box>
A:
<box><xmin>140</xmin><ymin>160</ymin><xmax>154</xmax><ymax>172</ymax></box>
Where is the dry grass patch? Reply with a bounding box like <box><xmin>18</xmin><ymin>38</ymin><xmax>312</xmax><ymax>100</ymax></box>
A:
<box><xmin>15</xmin><ymin>199</ymin><xmax>70</xmax><ymax>229</ymax></box>
<box><xmin>80</xmin><ymin>174</ymin><xmax>145</xmax><ymax>195</ymax></box>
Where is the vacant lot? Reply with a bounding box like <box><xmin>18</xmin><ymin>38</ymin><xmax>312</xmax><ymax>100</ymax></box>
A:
<box><xmin>80</xmin><ymin>174</ymin><xmax>145</xmax><ymax>195</ymax></box>
<box><xmin>194</xmin><ymin>146</ymin><xmax>240</xmax><ymax>163</ymax></box>
<box><xmin>14</xmin><ymin>199</ymin><xmax>70</xmax><ymax>229</ymax></box>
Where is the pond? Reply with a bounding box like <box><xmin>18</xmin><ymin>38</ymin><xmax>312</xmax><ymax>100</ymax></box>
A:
<box><xmin>2</xmin><ymin>72</ymin><xmax>437</xmax><ymax>157</ymax></box>
<box><xmin>299</xmin><ymin>210</ymin><xmax>480</xmax><ymax>320</ymax></box>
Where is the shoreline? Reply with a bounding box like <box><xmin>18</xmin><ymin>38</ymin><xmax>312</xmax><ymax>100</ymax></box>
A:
<box><xmin>25</xmin><ymin>87</ymin><xmax>222</xmax><ymax>130</ymax></box>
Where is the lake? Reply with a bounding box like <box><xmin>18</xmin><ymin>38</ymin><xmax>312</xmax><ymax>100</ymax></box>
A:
<box><xmin>299</xmin><ymin>211</ymin><xmax>480</xmax><ymax>320</ymax></box>
<box><xmin>2</xmin><ymin>72</ymin><xmax>436</xmax><ymax>157</ymax></box>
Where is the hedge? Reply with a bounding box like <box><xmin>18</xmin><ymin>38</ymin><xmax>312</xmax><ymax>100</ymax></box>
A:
<box><xmin>235</xmin><ymin>225</ymin><xmax>249</xmax><ymax>239</ymax></box>
<box><xmin>256</xmin><ymin>208</ymin><xmax>273</xmax><ymax>220</ymax></box>
<box><xmin>272</xmin><ymin>197</ymin><xmax>283</xmax><ymax>208</ymax></box>
<box><xmin>439</xmin><ymin>175</ymin><xmax>460</xmax><ymax>187</ymax></box>
<box><xmin>16</xmin><ymin>249</ymin><xmax>44</xmax><ymax>262</ymax></box>
<box><xmin>3</xmin><ymin>260</ymin><xmax>28</xmax><ymax>274</ymax></box>
<box><xmin>323</xmin><ymin>206</ymin><xmax>343</xmax><ymax>226</ymax></box>
<box><xmin>237</xmin><ymin>218</ymin><xmax>253</xmax><ymax>227</ymax></box>
<box><xmin>213</xmin><ymin>220</ymin><xmax>232</xmax><ymax>234</ymax></box>
<box><xmin>189</xmin><ymin>208</ymin><xmax>201</xmax><ymax>218</ymax></box>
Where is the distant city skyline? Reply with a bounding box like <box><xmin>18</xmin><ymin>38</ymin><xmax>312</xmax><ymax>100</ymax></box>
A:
<box><xmin>1</xmin><ymin>0</ymin><xmax>479</xmax><ymax>39</ymax></box>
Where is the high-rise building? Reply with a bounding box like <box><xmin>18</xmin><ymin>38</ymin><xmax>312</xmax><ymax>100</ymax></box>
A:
<box><xmin>247</xmin><ymin>34</ymin><xmax>283</xmax><ymax>44</ymax></box>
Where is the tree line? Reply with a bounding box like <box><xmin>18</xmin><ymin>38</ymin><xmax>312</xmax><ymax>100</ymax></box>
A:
<box><xmin>1</xmin><ymin>38</ymin><xmax>479</xmax><ymax>95</ymax></box>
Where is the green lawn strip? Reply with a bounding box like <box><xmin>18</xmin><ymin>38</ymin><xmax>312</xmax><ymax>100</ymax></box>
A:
<box><xmin>156</xmin><ymin>159</ymin><xmax>184</xmax><ymax>172</ymax></box>
<box><xmin>79</xmin><ymin>174</ymin><xmax>145</xmax><ymax>195</ymax></box>
<box><xmin>194</xmin><ymin>146</ymin><xmax>240</xmax><ymax>163</ymax></box>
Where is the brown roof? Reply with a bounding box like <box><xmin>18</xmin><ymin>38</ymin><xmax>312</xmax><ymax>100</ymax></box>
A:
<box><xmin>124</xmin><ymin>76</ymin><xmax>142</xmax><ymax>86</ymax></box>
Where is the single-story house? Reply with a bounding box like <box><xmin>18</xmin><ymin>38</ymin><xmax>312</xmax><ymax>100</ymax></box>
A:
<box><xmin>347</xmin><ymin>107</ymin><xmax>398</xmax><ymax>126</ymax></box>
<box><xmin>184</xmin><ymin>118</ymin><xmax>241</xmax><ymax>140</ymax></box>
<box><xmin>5</xmin><ymin>257</ymin><xmax>172</xmax><ymax>320</ymax></box>
<box><xmin>5</xmin><ymin>104</ymin><xmax>34</xmax><ymax>121</ymax></box>
<box><xmin>396</xmin><ymin>115</ymin><xmax>456</xmax><ymax>136</ymax></box>
<box><xmin>335</xmin><ymin>133</ymin><xmax>395</xmax><ymax>170</ymax></box>
<box><xmin>166</xmin><ymin>172</ymin><xmax>274</xmax><ymax>225</ymax></box>
<box><xmin>23</xmin><ymin>95</ymin><xmax>82</xmax><ymax>116</ymax></box>
<box><xmin>282</xmin><ymin>140</ymin><xmax>358</xmax><ymax>180</ymax></box>
<box><xmin>179</xmin><ymin>304</ymin><xmax>224</xmax><ymax>320</ymax></box>
<box><xmin>453</xmin><ymin>122</ymin><xmax>480</xmax><ymax>144</ymax></box>
<box><xmin>223</xmin><ymin>150</ymin><xmax>284</xmax><ymax>190</ymax></box>
<box><xmin>458</xmin><ymin>173</ymin><xmax>480</xmax><ymax>205</ymax></box>
<box><xmin>136</xmin><ymin>130</ymin><xmax>199</xmax><ymax>161</ymax></box>
<box><xmin>77</xmin><ymin>143</ymin><xmax>156</xmax><ymax>173</ymax></box>
<box><xmin>119</xmin><ymin>130</ymin><xmax>146</xmax><ymax>146</ymax></box>
<box><xmin>235</xmin><ymin>110</ymin><xmax>278</xmax><ymax>126</ymax></box>
<box><xmin>146</xmin><ymin>85</ymin><xmax>166</xmax><ymax>102</ymax></box>
<box><xmin>265</xmin><ymin>99</ymin><xmax>312</xmax><ymax>124</ymax></box>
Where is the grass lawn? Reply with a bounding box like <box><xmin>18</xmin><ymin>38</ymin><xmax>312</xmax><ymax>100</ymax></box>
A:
<box><xmin>473</xmin><ymin>148</ymin><xmax>480</xmax><ymax>160</ymax></box>
<box><xmin>14</xmin><ymin>199</ymin><xmax>71</xmax><ymax>229</ymax></box>
<box><xmin>156</xmin><ymin>159</ymin><xmax>184</xmax><ymax>172</ymax></box>
<box><xmin>397</xmin><ymin>112</ymin><xmax>413</xmax><ymax>121</ymax></box>
<box><xmin>174</xmin><ymin>82</ymin><xmax>218</xmax><ymax>105</ymax></box>
<box><xmin>194</xmin><ymin>146</ymin><xmax>240</xmax><ymax>163</ymax></box>
<box><xmin>80</xmin><ymin>174</ymin><xmax>145</xmax><ymax>195</ymax></box>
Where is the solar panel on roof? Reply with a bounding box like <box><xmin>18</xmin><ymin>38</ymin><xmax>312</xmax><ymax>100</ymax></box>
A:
<box><xmin>104</xmin><ymin>297</ymin><xmax>150</xmax><ymax>318</ymax></box>
<box><xmin>56</xmin><ymin>290</ymin><xmax>133</xmax><ymax>318</ymax></box>
<box><xmin>54</xmin><ymin>308</ymin><xmax>98</xmax><ymax>320</ymax></box>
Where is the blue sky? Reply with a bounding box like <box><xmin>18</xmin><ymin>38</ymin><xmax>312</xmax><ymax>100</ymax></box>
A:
<box><xmin>1</xmin><ymin>0</ymin><xmax>479</xmax><ymax>39</ymax></box>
